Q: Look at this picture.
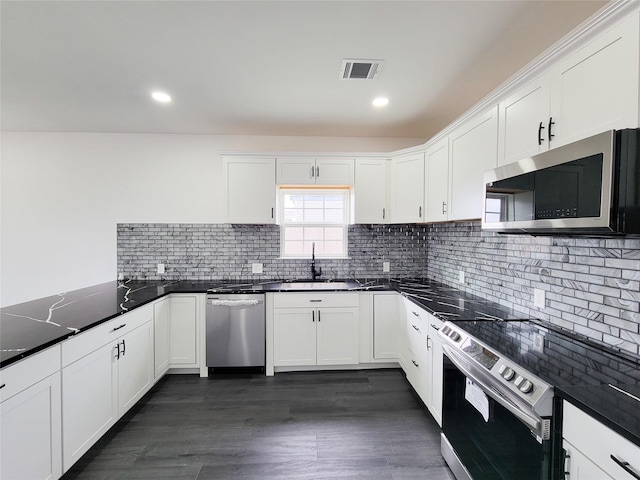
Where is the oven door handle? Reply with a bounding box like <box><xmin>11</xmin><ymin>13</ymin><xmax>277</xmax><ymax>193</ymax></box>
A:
<box><xmin>443</xmin><ymin>344</ymin><xmax>544</xmax><ymax>436</ymax></box>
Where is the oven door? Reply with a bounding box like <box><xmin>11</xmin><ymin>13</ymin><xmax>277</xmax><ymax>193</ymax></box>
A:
<box><xmin>442</xmin><ymin>350</ymin><xmax>552</xmax><ymax>480</ymax></box>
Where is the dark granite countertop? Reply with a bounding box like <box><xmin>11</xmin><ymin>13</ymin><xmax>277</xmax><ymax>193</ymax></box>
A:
<box><xmin>2</xmin><ymin>277</ymin><xmax>638</xmax><ymax>446</ymax></box>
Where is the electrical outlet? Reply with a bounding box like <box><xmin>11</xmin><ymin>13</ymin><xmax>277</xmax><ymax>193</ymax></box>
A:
<box><xmin>157</xmin><ymin>263</ymin><xmax>165</xmax><ymax>275</ymax></box>
<box><xmin>383</xmin><ymin>261</ymin><xmax>390</xmax><ymax>273</ymax></box>
<box><xmin>534</xmin><ymin>288</ymin><xmax>546</xmax><ymax>309</ymax></box>
<box><xmin>532</xmin><ymin>333</ymin><xmax>545</xmax><ymax>353</ymax></box>
<box><xmin>459</xmin><ymin>270</ymin><xmax>465</xmax><ymax>284</ymax></box>
<box><xmin>251</xmin><ymin>263</ymin><xmax>263</xmax><ymax>274</ymax></box>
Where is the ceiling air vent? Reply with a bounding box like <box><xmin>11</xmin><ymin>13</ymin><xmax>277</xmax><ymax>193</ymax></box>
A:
<box><xmin>340</xmin><ymin>59</ymin><xmax>384</xmax><ymax>80</ymax></box>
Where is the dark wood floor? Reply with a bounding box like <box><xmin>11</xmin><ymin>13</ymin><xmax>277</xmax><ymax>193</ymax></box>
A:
<box><xmin>62</xmin><ymin>369</ymin><xmax>455</xmax><ymax>480</ymax></box>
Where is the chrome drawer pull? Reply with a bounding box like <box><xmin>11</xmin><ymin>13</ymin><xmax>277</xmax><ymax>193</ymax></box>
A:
<box><xmin>412</xmin><ymin>324</ymin><xmax>419</xmax><ymax>331</ymax></box>
<box><xmin>111</xmin><ymin>324</ymin><xmax>126</xmax><ymax>332</ymax></box>
<box><xmin>412</xmin><ymin>360</ymin><xmax>419</xmax><ymax>367</ymax></box>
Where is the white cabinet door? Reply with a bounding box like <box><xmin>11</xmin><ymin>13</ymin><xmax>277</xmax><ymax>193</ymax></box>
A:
<box><xmin>427</xmin><ymin>314</ymin><xmax>444</xmax><ymax>426</ymax></box>
<box><xmin>276</xmin><ymin>157</ymin><xmax>316</xmax><ymax>185</ymax></box>
<box><xmin>273</xmin><ymin>308</ymin><xmax>317</xmax><ymax>366</ymax></box>
<box><xmin>153</xmin><ymin>297</ymin><xmax>170</xmax><ymax>378</ymax></box>
<box><xmin>550</xmin><ymin>13</ymin><xmax>640</xmax><ymax>148</ymax></box>
<box><xmin>372</xmin><ymin>294</ymin><xmax>398</xmax><ymax>360</ymax></box>
<box><xmin>224</xmin><ymin>156</ymin><xmax>276</xmax><ymax>224</ymax></box>
<box><xmin>498</xmin><ymin>74</ymin><xmax>552</xmax><ymax>166</ymax></box>
<box><xmin>277</xmin><ymin>157</ymin><xmax>354</xmax><ymax>185</ymax></box>
<box><xmin>0</xmin><ymin>373</ymin><xmax>62</xmax><ymax>480</ymax></box>
<box><xmin>169</xmin><ymin>295</ymin><xmax>198</xmax><ymax>366</ymax></box>
<box><xmin>391</xmin><ymin>153</ymin><xmax>425</xmax><ymax>223</ymax></box>
<box><xmin>62</xmin><ymin>342</ymin><xmax>118</xmax><ymax>471</ymax></box>
<box><xmin>563</xmin><ymin>442</ymin><xmax>614</xmax><ymax>480</ymax></box>
<box><xmin>316</xmin><ymin>307</ymin><xmax>359</xmax><ymax>365</ymax></box>
<box><xmin>424</xmin><ymin>138</ymin><xmax>450</xmax><ymax>222</ymax></box>
<box><xmin>354</xmin><ymin>158</ymin><xmax>389</xmax><ymax>223</ymax></box>
<box><xmin>118</xmin><ymin>321</ymin><xmax>154</xmax><ymax>415</ymax></box>
<box><xmin>563</xmin><ymin>401</ymin><xmax>640</xmax><ymax>480</ymax></box>
<box><xmin>315</xmin><ymin>157</ymin><xmax>354</xmax><ymax>185</ymax></box>
<box><xmin>448</xmin><ymin>106</ymin><xmax>498</xmax><ymax>221</ymax></box>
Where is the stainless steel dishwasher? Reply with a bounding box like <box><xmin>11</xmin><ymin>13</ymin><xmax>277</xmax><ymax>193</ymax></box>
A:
<box><xmin>205</xmin><ymin>293</ymin><xmax>265</xmax><ymax>369</ymax></box>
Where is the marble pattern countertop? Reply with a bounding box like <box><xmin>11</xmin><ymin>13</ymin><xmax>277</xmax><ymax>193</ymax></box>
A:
<box><xmin>2</xmin><ymin>277</ymin><xmax>638</xmax><ymax>446</ymax></box>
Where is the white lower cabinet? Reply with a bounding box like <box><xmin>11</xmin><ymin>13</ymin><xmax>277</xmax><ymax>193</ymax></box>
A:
<box><xmin>426</xmin><ymin>313</ymin><xmax>444</xmax><ymax>426</ymax></box>
<box><xmin>0</xmin><ymin>346</ymin><xmax>62</xmax><ymax>480</ymax></box>
<box><xmin>400</xmin><ymin>297</ymin><xmax>445</xmax><ymax>426</ymax></box>
<box><xmin>169</xmin><ymin>295</ymin><xmax>200</xmax><ymax>367</ymax></box>
<box><xmin>61</xmin><ymin>305</ymin><xmax>154</xmax><ymax>472</ymax></box>
<box><xmin>372</xmin><ymin>293</ymin><xmax>398</xmax><ymax>361</ymax></box>
<box><xmin>563</xmin><ymin>401</ymin><xmax>640</xmax><ymax>480</ymax></box>
<box><xmin>272</xmin><ymin>293</ymin><xmax>359</xmax><ymax>368</ymax></box>
<box><xmin>153</xmin><ymin>297</ymin><xmax>171</xmax><ymax>378</ymax></box>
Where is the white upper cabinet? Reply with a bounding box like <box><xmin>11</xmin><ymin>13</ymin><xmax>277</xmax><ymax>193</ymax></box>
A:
<box><xmin>424</xmin><ymin>137</ymin><xmax>450</xmax><ymax>222</ymax></box>
<box><xmin>354</xmin><ymin>158</ymin><xmax>389</xmax><ymax>223</ymax></box>
<box><xmin>498</xmin><ymin>73</ymin><xmax>552</xmax><ymax>166</ymax></box>
<box><xmin>223</xmin><ymin>156</ymin><xmax>276</xmax><ymax>224</ymax></box>
<box><xmin>498</xmin><ymin>12</ymin><xmax>640</xmax><ymax>166</ymax></box>
<box><xmin>277</xmin><ymin>157</ymin><xmax>354</xmax><ymax>185</ymax></box>
<box><xmin>550</xmin><ymin>12</ymin><xmax>640</xmax><ymax>147</ymax></box>
<box><xmin>448</xmin><ymin>106</ymin><xmax>498</xmax><ymax>221</ymax></box>
<box><xmin>390</xmin><ymin>152</ymin><xmax>425</xmax><ymax>223</ymax></box>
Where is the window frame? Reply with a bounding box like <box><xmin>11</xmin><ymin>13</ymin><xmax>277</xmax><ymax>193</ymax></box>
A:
<box><xmin>278</xmin><ymin>187</ymin><xmax>350</xmax><ymax>259</ymax></box>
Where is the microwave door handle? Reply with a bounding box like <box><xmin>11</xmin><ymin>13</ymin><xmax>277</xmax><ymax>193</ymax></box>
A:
<box><xmin>442</xmin><ymin>344</ymin><xmax>542</xmax><ymax>435</ymax></box>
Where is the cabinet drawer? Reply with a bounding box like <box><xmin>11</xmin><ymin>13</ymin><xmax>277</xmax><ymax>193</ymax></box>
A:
<box><xmin>62</xmin><ymin>304</ymin><xmax>153</xmax><ymax>367</ymax></box>
<box><xmin>563</xmin><ymin>401</ymin><xmax>640</xmax><ymax>479</ymax></box>
<box><xmin>0</xmin><ymin>345</ymin><xmax>60</xmax><ymax>403</ymax></box>
<box><xmin>407</xmin><ymin>320</ymin><xmax>428</xmax><ymax>357</ymax></box>
<box><xmin>273</xmin><ymin>293</ymin><xmax>359</xmax><ymax>308</ymax></box>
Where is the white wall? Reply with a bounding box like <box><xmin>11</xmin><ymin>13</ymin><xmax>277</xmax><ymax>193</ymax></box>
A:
<box><xmin>0</xmin><ymin>131</ymin><xmax>422</xmax><ymax>306</ymax></box>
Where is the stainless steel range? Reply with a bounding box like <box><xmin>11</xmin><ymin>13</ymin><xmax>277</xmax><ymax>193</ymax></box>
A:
<box><xmin>439</xmin><ymin>321</ymin><xmax>555</xmax><ymax>480</ymax></box>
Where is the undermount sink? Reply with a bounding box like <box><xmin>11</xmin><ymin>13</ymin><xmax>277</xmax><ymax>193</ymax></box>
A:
<box><xmin>273</xmin><ymin>280</ymin><xmax>360</xmax><ymax>290</ymax></box>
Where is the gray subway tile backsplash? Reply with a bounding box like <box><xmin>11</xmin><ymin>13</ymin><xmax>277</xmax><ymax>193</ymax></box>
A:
<box><xmin>117</xmin><ymin>223</ymin><xmax>429</xmax><ymax>283</ymax></box>
<box><xmin>426</xmin><ymin>221</ymin><xmax>640</xmax><ymax>357</ymax></box>
<box><xmin>117</xmin><ymin>220</ymin><xmax>640</xmax><ymax>357</ymax></box>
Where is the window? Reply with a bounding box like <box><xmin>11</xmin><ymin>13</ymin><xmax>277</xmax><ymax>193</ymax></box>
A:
<box><xmin>279</xmin><ymin>188</ymin><xmax>349</xmax><ymax>258</ymax></box>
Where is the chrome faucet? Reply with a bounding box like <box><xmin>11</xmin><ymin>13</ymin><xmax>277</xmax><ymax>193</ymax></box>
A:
<box><xmin>310</xmin><ymin>242</ymin><xmax>322</xmax><ymax>280</ymax></box>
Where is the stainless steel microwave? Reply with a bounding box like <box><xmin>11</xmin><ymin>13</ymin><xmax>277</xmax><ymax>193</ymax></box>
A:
<box><xmin>482</xmin><ymin>129</ymin><xmax>640</xmax><ymax>235</ymax></box>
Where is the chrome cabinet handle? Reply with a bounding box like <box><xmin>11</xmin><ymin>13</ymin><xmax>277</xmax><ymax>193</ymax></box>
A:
<box><xmin>382</xmin><ymin>208</ymin><xmax>385</xmax><ymax>220</ymax></box>
<box><xmin>426</xmin><ymin>335</ymin><xmax>431</xmax><ymax>350</ymax></box>
<box><xmin>114</xmin><ymin>343</ymin><xmax>121</xmax><ymax>360</ymax></box>
<box><xmin>548</xmin><ymin>117</ymin><xmax>555</xmax><ymax>143</ymax></box>
<box><xmin>412</xmin><ymin>311</ymin><xmax>419</xmax><ymax>317</ymax></box>
<box><xmin>419</xmin><ymin>206</ymin><xmax>422</xmax><ymax>218</ymax></box>
<box><xmin>318</xmin><ymin>310</ymin><xmax>321</xmax><ymax>322</ymax></box>
<box><xmin>271</xmin><ymin>207</ymin><xmax>274</xmax><ymax>219</ymax></box>
<box><xmin>610</xmin><ymin>455</ymin><xmax>640</xmax><ymax>480</ymax></box>
<box><xmin>412</xmin><ymin>324</ymin><xmax>419</xmax><ymax>331</ymax></box>
<box><xmin>312</xmin><ymin>311</ymin><xmax>315</xmax><ymax>322</ymax></box>
<box><xmin>412</xmin><ymin>360</ymin><xmax>419</xmax><ymax>367</ymax></box>
<box><xmin>121</xmin><ymin>339</ymin><xmax>126</xmax><ymax>356</ymax></box>
<box><xmin>442</xmin><ymin>201</ymin><xmax>447</xmax><ymax>214</ymax></box>
<box><xmin>311</xmin><ymin>165</ymin><xmax>315</xmax><ymax>178</ymax></box>
<box><xmin>316</xmin><ymin>166</ymin><xmax>319</xmax><ymax>177</ymax></box>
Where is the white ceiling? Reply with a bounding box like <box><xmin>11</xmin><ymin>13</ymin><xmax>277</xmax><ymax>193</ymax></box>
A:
<box><xmin>1</xmin><ymin>1</ymin><xmax>608</xmax><ymax>139</ymax></box>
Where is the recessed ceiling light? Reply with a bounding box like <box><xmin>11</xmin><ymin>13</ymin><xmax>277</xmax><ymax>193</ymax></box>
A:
<box><xmin>372</xmin><ymin>97</ymin><xmax>389</xmax><ymax>107</ymax></box>
<box><xmin>151</xmin><ymin>91</ymin><xmax>172</xmax><ymax>103</ymax></box>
